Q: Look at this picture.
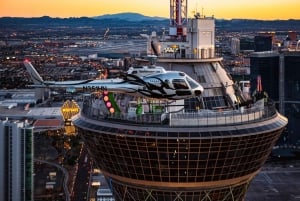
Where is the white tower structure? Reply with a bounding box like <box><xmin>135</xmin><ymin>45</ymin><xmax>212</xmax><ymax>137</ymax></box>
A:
<box><xmin>154</xmin><ymin>0</ymin><xmax>215</xmax><ymax>59</ymax></box>
<box><xmin>187</xmin><ymin>16</ymin><xmax>215</xmax><ymax>59</ymax></box>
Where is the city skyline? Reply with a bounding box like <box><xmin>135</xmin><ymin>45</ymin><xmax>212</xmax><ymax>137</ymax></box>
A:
<box><xmin>1</xmin><ymin>0</ymin><xmax>300</xmax><ymax>20</ymax></box>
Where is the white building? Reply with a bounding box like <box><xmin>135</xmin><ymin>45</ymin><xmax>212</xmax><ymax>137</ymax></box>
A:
<box><xmin>231</xmin><ymin>37</ymin><xmax>240</xmax><ymax>55</ymax></box>
<box><xmin>145</xmin><ymin>16</ymin><xmax>216</xmax><ymax>60</ymax></box>
<box><xmin>0</xmin><ymin>119</ymin><xmax>34</xmax><ymax>201</ymax></box>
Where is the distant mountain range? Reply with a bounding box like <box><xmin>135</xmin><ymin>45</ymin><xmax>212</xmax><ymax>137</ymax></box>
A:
<box><xmin>1</xmin><ymin>12</ymin><xmax>300</xmax><ymax>32</ymax></box>
<box><xmin>93</xmin><ymin>12</ymin><xmax>166</xmax><ymax>21</ymax></box>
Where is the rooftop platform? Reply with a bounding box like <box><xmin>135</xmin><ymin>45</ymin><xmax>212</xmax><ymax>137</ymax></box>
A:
<box><xmin>158</xmin><ymin>57</ymin><xmax>223</xmax><ymax>63</ymax></box>
<box><xmin>0</xmin><ymin>106</ymin><xmax>63</xmax><ymax>120</ymax></box>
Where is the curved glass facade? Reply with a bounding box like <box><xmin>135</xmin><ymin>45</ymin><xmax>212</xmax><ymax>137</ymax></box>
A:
<box><xmin>74</xmin><ymin>109</ymin><xmax>287</xmax><ymax>201</ymax></box>
<box><xmin>77</xmin><ymin>127</ymin><xmax>284</xmax><ymax>183</ymax></box>
<box><xmin>111</xmin><ymin>180</ymin><xmax>249</xmax><ymax>201</ymax></box>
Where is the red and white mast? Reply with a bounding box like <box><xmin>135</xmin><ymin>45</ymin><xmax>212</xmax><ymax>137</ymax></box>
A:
<box><xmin>169</xmin><ymin>0</ymin><xmax>188</xmax><ymax>39</ymax></box>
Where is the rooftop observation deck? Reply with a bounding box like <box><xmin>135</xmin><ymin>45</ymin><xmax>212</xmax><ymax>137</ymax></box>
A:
<box><xmin>157</xmin><ymin>57</ymin><xmax>223</xmax><ymax>63</ymax></box>
<box><xmin>80</xmin><ymin>98</ymin><xmax>277</xmax><ymax>127</ymax></box>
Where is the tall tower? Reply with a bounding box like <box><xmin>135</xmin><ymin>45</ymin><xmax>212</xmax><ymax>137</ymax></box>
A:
<box><xmin>73</xmin><ymin>1</ymin><xmax>287</xmax><ymax>201</ymax></box>
<box><xmin>0</xmin><ymin>120</ymin><xmax>34</xmax><ymax>201</ymax></box>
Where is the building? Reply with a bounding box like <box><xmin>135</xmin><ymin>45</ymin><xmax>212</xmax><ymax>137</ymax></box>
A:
<box><xmin>287</xmin><ymin>31</ymin><xmax>298</xmax><ymax>42</ymax></box>
<box><xmin>250</xmin><ymin>50</ymin><xmax>300</xmax><ymax>150</ymax></box>
<box><xmin>0</xmin><ymin>89</ymin><xmax>38</xmax><ymax>108</ymax></box>
<box><xmin>250</xmin><ymin>51</ymin><xmax>280</xmax><ymax>100</ymax></box>
<box><xmin>0</xmin><ymin>119</ymin><xmax>34</xmax><ymax>201</ymax></box>
<box><xmin>254</xmin><ymin>35</ymin><xmax>273</xmax><ymax>52</ymax></box>
<box><xmin>231</xmin><ymin>37</ymin><xmax>240</xmax><ymax>55</ymax></box>
<box><xmin>283</xmin><ymin>51</ymin><xmax>300</xmax><ymax>148</ymax></box>
<box><xmin>240</xmin><ymin>37</ymin><xmax>255</xmax><ymax>52</ymax></box>
<box><xmin>72</xmin><ymin>1</ymin><xmax>287</xmax><ymax>200</ymax></box>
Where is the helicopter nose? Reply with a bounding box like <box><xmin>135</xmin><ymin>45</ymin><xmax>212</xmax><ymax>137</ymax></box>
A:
<box><xmin>194</xmin><ymin>90</ymin><xmax>202</xmax><ymax>96</ymax></box>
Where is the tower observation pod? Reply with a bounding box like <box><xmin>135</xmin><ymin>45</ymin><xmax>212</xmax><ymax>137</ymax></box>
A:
<box><xmin>71</xmin><ymin>0</ymin><xmax>288</xmax><ymax>200</ymax></box>
<box><xmin>169</xmin><ymin>0</ymin><xmax>188</xmax><ymax>40</ymax></box>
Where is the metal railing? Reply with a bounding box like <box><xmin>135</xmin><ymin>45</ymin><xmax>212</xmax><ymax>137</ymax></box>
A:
<box><xmin>169</xmin><ymin>104</ymin><xmax>276</xmax><ymax>126</ymax></box>
<box><xmin>81</xmin><ymin>101</ymin><xmax>277</xmax><ymax>127</ymax></box>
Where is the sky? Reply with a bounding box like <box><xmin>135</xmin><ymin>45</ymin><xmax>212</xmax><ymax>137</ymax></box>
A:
<box><xmin>1</xmin><ymin>0</ymin><xmax>300</xmax><ymax>20</ymax></box>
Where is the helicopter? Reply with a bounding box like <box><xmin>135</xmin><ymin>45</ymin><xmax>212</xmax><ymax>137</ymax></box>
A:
<box><xmin>24</xmin><ymin>60</ymin><xmax>204</xmax><ymax>100</ymax></box>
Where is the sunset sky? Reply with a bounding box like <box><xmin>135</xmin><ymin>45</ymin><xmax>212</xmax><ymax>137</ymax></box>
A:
<box><xmin>1</xmin><ymin>0</ymin><xmax>300</xmax><ymax>20</ymax></box>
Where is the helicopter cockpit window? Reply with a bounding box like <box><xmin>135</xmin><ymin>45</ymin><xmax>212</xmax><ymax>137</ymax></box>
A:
<box><xmin>186</xmin><ymin>77</ymin><xmax>199</xmax><ymax>89</ymax></box>
<box><xmin>172</xmin><ymin>79</ymin><xmax>189</xmax><ymax>89</ymax></box>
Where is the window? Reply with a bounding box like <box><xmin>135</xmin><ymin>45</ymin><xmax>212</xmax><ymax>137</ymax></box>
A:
<box><xmin>172</xmin><ymin>79</ymin><xmax>189</xmax><ymax>89</ymax></box>
<box><xmin>186</xmin><ymin>77</ymin><xmax>199</xmax><ymax>89</ymax></box>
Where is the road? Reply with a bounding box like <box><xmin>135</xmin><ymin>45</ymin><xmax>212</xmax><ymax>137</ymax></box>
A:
<box><xmin>246</xmin><ymin>163</ymin><xmax>300</xmax><ymax>201</ymax></box>
<box><xmin>71</xmin><ymin>146</ymin><xmax>92</xmax><ymax>201</ymax></box>
<box><xmin>35</xmin><ymin>158</ymin><xmax>70</xmax><ymax>201</ymax></box>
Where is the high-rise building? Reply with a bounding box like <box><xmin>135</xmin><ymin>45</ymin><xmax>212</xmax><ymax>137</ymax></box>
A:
<box><xmin>0</xmin><ymin>119</ymin><xmax>34</xmax><ymax>201</ymax></box>
<box><xmin>283</xmin><ymin>52</ymin><xmax>300</xmax><ymax>102</ymax></box>
<box><xmin>231</xmin><ymin>38</ymin><xmax>240</xmax><ymax>55</ymax></box>
<box><xmin>72</xmin><ymin>2</ymin><xmax>287</xmax><ymax>200</ymax></box>
<box><xmin>250</xmin><ymin>51</ymin><xmax>280</xmax><ymax>100</ymax></box>
<box><xmin>254</xmin><ymin>35</ymin><xmax>273</xmax><ymax>52</ymax></box>
<box><xmin>250</xmin><ymin>50</ymin><xmax>300</xmax><ymax>148</ymax></box>
<box><xmin>281</xmin><ymin>51</ymin><xmax>300</xmax><ymax>146</ymax></box>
